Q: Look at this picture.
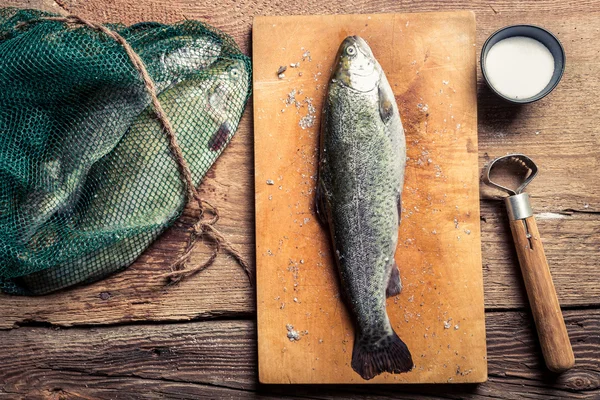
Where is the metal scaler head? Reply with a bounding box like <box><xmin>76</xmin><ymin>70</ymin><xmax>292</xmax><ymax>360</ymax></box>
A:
<box><xmin>482</xmin><ymin>153</ymin><xmax>538</xmax><ymax>195</ymax></box>
<box><xmin>482</xmin><ymin>154</ymin><xmax>538</xmax><ymax>220</ymax></box>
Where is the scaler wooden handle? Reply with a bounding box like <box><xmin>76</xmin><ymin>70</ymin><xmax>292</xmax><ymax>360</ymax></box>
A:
<box><xmin>506</xmin><ymin>194</ymin><xmax>575</xmax><ymax>373</ymax></box>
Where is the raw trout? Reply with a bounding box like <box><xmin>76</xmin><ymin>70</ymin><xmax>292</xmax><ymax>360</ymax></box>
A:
<box><xmin>316</xmin><ymin>36</ymin><xmax>413</xmax><ymax>380</ymax></box>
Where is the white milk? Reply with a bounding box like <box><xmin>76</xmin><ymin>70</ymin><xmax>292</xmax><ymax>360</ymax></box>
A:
<box><xmin>485</xmin><ymin>36</ymin><xmax>555</xmax><ymax>100</ymax></box>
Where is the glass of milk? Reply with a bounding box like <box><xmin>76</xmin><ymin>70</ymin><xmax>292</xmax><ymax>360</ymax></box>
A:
<box><xmin>481</xmin><ymin>25</ymin><xmax>565</xmax><ymax>103</ymax></box>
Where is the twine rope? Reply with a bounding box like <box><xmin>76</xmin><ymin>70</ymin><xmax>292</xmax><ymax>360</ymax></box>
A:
<box><xmin>20</xmin><ymin>15</ymin><xmax>252</xmax><ymax>285</ymax></box>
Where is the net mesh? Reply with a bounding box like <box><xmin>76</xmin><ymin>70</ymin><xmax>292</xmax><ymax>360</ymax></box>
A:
<box><xmin>0</xmin><ymin>8</ymin><xmax>252</xmax><ymax>295</ymax></box>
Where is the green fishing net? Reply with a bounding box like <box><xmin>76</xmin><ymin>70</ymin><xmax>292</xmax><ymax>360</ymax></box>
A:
<box><xmin>0</xmin><ymin>8</ymin><xmax>252</xmax><ymax>295</ymax></box>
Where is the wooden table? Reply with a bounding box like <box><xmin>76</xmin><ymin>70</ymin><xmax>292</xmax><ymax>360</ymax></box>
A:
<box><xmin>0</xmin><ymin>0</ymin><xmax>598</xmax><ymax>398</ymax></box>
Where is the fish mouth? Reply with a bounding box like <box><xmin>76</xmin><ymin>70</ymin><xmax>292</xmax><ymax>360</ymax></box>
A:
<box><xmin>351</xmin><ymin>36</ymin><xmax>375</xmax><ymax>76</ymax></box>
<box><xmin>351</xmin><ymin>66</ymin><xmax>375</xmax><ymax>77</ymax></box>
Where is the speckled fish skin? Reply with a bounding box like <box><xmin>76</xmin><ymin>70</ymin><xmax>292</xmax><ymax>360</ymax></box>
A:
<box><xmin>316</xmin><ymin>36</ymin><xmax>413</xmax><ymax>380</ymax></box>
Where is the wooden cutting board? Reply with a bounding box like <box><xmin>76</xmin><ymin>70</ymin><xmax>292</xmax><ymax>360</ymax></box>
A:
<box><xmin>253</xmin><ymin>11</ymin><xmax>486</xmax><ymax>384</ymax></box>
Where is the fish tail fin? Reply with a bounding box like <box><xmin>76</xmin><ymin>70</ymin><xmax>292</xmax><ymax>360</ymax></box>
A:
<box><xmin>351</xmin><ymin>329</ymin><xmax>413</xmax><ymax>380</ymax></box>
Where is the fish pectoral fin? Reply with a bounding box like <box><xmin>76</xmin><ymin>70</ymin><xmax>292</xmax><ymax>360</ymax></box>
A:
<box><xmin>315</xmin><ymin>181</ymin><xmax>328</xmax><ymax>226</ymax></box>
<box><xmin>378</xmin><ymin>84</ymin><xmax>394</xmax><ymax>124</ymax></box>
<box><xmin>208</xmin><ymin>121</ymin><xmax>232</xmax><ymax>151</ymax></box>
<box><xmin>386</xmin><ymin>261</ymin><xmax>402</xmax><ymax>297</ymax></box>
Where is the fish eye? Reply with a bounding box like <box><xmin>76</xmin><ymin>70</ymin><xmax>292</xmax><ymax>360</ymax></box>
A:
<box><xmin>346</xmin><ymin>46</ymin><xmax>356</xmax><ymax>56</ymax></box>
<box><xmin>229</xmin><ymin>68</ymin><xmax>240</xmax><ymax>79</ymax></box>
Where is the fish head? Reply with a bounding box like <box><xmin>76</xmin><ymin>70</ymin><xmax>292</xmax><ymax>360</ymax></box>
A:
<box><xmin>205</xmin><ymin>58</ymin><xmax>250</xmax><ymax>151</ymax></box>
<box><xmin>333</xmin><ymin>36</ymin><xmax>381</xmax><ymax>92</ymax></box>
<box><xmin>161</xmin><ymin>36</ymin><xmax>222</xmax><ymax>78</ymax></box>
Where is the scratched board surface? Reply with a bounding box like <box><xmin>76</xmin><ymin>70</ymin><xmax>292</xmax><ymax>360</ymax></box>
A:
<box><xmin>253</xmin><ymin>12</ymin><xmax>486</xmax><ymax>384</ymax></box>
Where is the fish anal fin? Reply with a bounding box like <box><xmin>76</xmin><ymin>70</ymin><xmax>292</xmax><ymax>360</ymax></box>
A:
<box><xmin>386</xmin><ymin>261</ymin><xmax>402</xmax><ymax>298</ymax></box>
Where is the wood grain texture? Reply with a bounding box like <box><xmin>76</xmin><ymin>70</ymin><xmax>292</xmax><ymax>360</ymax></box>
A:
<box><xmin>0</xmin><ymin>310</ymin><xmax>598</xmax><ymax>399</ymax></box>
<box><xmin>253</xmin><ymin>12</ymin><xmax>485</xmax><ymax>384</ymax></box>
<box><xmin>0</xmin><ymin>0</ymin><xmax>598</xmax><ymax>334</ymax></box>
<box><xmin>510</xmin><ymin>215</ymin><xmax>574</xmax><ymax>373</ymax></box>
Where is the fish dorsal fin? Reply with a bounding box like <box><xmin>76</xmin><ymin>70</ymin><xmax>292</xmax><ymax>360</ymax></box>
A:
<box><xmin>378</xmin><ymin>83</ymin><xmax>394</xmax><ymax>123</ymax></box>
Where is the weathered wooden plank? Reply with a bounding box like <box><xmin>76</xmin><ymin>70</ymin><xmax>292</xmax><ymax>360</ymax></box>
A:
<box><xmin>480</xmin><ymin>204</ymin><xmax>600</xmax><ymax>309</ymax></box>
<box><xmin>1</xmin><ymin>208</ymin><xmax>596</xmax><ymax>328</ymax></box>
<box><xmin>5</xmin><ymin>372</ymin><xmax>600</xmax><ymax>400</ymax></box>
<box><xmin>0</xmin><ymin>310</ymin><xmax>598</xmax><ymax>398</ymax></box>
<box><xmin>0</xmin><ymin>0</ymin><xmax>67</xmax><ymax>14</ymax></box>
<box><xmin>0</xmin><ymin>0</ymin><xmax>597</xmax><ymax>327</ymax></box>
<box><xmin>0</xmin><ymin>374</ymin><xmax>305</xmax><ymax>400</ymax></box>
